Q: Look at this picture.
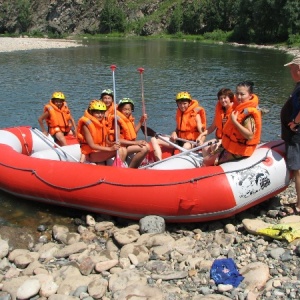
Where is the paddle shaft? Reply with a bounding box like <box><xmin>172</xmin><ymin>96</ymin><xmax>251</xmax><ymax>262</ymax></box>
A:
<box><xmin>160</xmin><ymin>134</ymin><xmax>198</xmax><ymax>145</ymax></box>
<box><xmin>32</xmin><ymin>127</ymin><xmax>79</xmax><ymax>162</ymax></box>
<box><xmin>110</xmin><ymin>65</ymin><xmax>126</xmax><ymax>167</ymax></box>
<box><xmin>139</xmin><ymin>140</ymin><xmax>218</xmax><ymax>169</ymax></box>
<box><xmin>156</xmin><ymin>134</ymin><xmax>198</xmax><ymax>156</ymax></box>
<box><xmin>110</xmin><ymin>65</ymin><xmax>119</xmax><ymax>144</ymax></box>
<box><xmin>141</xmin><ymin>125</ymin><xmax>197</xmax><ymax>145</ymax></box>
<box><xmin>138</xmin><ymin>67</ymin><xmax>147</xmax><ymax>140</ymax></box>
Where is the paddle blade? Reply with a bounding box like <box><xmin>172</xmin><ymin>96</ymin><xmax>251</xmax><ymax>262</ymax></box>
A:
<box><xmin>139</xmin><ymin>152</ymin><xmax>155</xmax><ymax>167</ymax></box>
<box><xmin>112</xmin><ymin>153</ymin><xmax>127</xmax><ymax>168</ymax></box>
<box><xmin>137</xmin><ymin>67</ymin><xmax>145</xmax><ymax>74</ymax></box>
<box><xmin>141</xmin><ymin>125</ymin><xmax>156</xmax><ymax>137</ymax></box>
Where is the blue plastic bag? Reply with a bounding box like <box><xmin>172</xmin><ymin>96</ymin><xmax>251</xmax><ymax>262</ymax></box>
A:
<box><xmin>210</xmin><ymin>258</ymin><xmax>244</xmax><ymax>287</ymax></box>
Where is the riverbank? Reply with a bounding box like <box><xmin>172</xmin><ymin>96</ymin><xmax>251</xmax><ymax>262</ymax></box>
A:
<box><xmin>0</xmin><ymin>37</ymin><xmax>83</xmax><ymax>53</ymax></box>
<box><xmin>229</xmin><ymin>42</ymin><xmax>300</xmax><ymax>57</ymax></box>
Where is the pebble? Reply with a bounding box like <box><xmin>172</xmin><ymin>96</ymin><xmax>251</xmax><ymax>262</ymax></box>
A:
<box><xmin>16</xmin><ymin>278</ymin><xmax>40</xmax><ymax>299</ymax></box>
<box><xmin>0</xmin><ymin>183</ymin><xmax>300</xmax><ymax>299</ymax></box>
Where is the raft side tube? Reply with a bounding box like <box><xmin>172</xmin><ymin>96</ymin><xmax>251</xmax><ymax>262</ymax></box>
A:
<box><xmin>147</xmin><ymin>153</ymin><xmax>203</xmax><ymax>170</ymax></box>
<box><xmin>31</xmin><ymin>144</ymin><xmax>81</xmax><ymax>161</ymax></box>
<box><xmin>222</xmin><ymin>146</ymin><xmax>290</xmax><ymax>209</ymax></box>
<box><xmin>0</xmin><ymin>130</ymin><xmax>22</xmax><ymax>153</ymax></box>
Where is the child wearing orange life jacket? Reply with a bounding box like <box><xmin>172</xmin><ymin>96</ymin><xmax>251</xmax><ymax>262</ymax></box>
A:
<box><xmin>199</xmin><ymin>88</ymin><xmax>235</xmax><ymax>157</ymax></box>
<box><xmin>100</xmin><ymin>88</ymin><xmax>115</xmax><ymax>142</ymax></box>
<box><xmin>115</xmin><ymin>98</ymin><xmax>149</xmax><ymax>168</ymax></box>
<box><xmin>38</xmin><ymin>91</ymin><xmax>77</xmax><ymax>146</ymax></box>
<box><xmin>203</xmin><ymin>81</ymin><xmax>261</xmax><ymax>166</ymax></box>
<box><xmin>77</xmin><ymin>100</ymin><xmax>127</xmax><ymax>164</ymax></box>
<box><xmin>151</xmin><ymin>91</ymin><xmax>206</xmax><ymax>161</ymax></box>
<box><xmin>100</xmin><ymin>89</ymin><xmax>114</xmax><ymax>126</ymax></box>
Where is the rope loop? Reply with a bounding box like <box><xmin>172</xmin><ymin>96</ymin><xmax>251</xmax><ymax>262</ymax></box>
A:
<box><xmin>0</xmin><ymin>140</ymin><xmax>284</xmax><ymax>190</ymax></box>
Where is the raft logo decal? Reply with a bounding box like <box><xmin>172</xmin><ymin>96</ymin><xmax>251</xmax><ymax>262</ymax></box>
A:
<box><xmin>231</xmin><ymin>165</ymin><xmax>271</xmax><ymax>198</ymax></box>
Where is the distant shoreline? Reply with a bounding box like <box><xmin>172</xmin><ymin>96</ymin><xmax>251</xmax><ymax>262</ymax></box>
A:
<box><xmin>0</xmin><ymin>36</ymin><xmax>299</xmax><ymax>57</ymax></box>
<box><xmin>228</xmin><ymin>42</ymin><xmax>300</xmax><ymax>57</ymax></box>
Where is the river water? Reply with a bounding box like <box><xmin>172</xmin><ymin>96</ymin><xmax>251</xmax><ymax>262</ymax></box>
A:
<box><xmin>0</xmin><ymin>38</ymin><xmax>295</xmax><ymax>228</ymax></box>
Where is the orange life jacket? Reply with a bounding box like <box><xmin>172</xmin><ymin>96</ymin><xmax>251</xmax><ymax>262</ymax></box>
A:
<box><xmin>77</xmin><ymin>110</ymin><xmax>107</xmax><ymax>155</ymax></box>
<box><xmin>214</xmin><ymin>102</ymin><xmax>234</xmax><ymax>139</ymax></box>
<box><xmin>117</xmin><ymin>111</ymin><xmax>137</xmax><ymax>141</ymax></box>
<box><xmin>105</xmin><ymin>103</ymin><xmax>115</xmax><ymax>129</ymax></box>
<box><xmin>222</xmin><ymin>94</ymin><xmax>261</xmax><ymax>157</ymax></box>
<box><xmin>45</xmin><ymin>101</ymin><xmax>72</xmax><ymax>135</ymax></box>
<box><xmin>176</xmin><ymin>99</ymin><xmax>207</xmax><ymax>140</ymax></box>
<box><xmin>105</xmin><ymin>104</ymin><xmax>117</xmax><ymax>142</ymax></box>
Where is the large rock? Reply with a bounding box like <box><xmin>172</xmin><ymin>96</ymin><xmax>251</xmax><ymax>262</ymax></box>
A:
<box><xmin>54</xmin><ymin>242</ymin><xmax>87</xmax><ymax>258</ymax></box>
<box><xmin>193</xmin><ymin>295</ymin><xmax>232</xmax><ymax>300</ymax></box>
<box><xmin>114</xmin><ymin>283</ymin><xmax>164</xmax><ymax>300</ymax></box>
<box><xmin>56</xmin><ymin>274</ymin><xmax>92</xmax><ymax>295</ymax></box>
<box><xmin>113</xmin><ymin>228</ymin><xmax>140</xmax><ymax>246</ymax></box>
<box><xmin>16</xmin><ymin>278</ymin><xmax>41</xmax><ymax>300</ymax></box>
<box><xmin>0</xmin><ymin>226</ymin><xmax>37</xmax><ymax>249</ymax></box>
<box><xmin>240</xmin><ymin>262</ymin><xmax>270</xmax><ymax>291</ymax></box>
<box><xmin>109</xmin><ymin>269</ymin><xmax>148</xmax><ymax>293</ymax></box>
<box><xmin>0</xmin><ymin>0</ymin><xmax>171</xmax><ymax>36</ymax></box>
<box><xmin>2</xmin><ymin>276</ymin><xmax>29</xmax><ymax>299</ymax></box>
<box><xmin>139</xmin><ymin>215</ymin><xmax>166</xmax><ymax>234</ymax></box>
<box><xmin>0</xmin><ymin>239</ymin><xmax>9</xmax><ymax>259</ymax></box>
<box><xmin>242</xmin><ymin>218</ymin><xmax>272</xmax><ymax>235</ymax></box>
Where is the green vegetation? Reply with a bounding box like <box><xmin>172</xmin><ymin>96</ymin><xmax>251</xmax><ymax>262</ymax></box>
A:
<box><xmin>287</xmin><ymin>34</ymin><xmax>300</xmax><ymax>47</ymax></box>
<box><xmin>99</xmin><ymin>0</ymin><xmax>126</xmax><ymax>33</ymax></box>
<box><xmin>203</xmin><ymin>30</ymin><xmax>233</xmax><ymax>43</ymax></box>
<box><xmin>91</xmin><ymin>0</ymin><xmax>300</xmax><ymax>47</ymax></box>
<box><xmin>0</xmin><ymin>0</ymin><xmax>299</xmax><ymax>47</ymax></box>
<box><xmin>16</xmin><ymin>0</ymin><xmax>32</xmax><ymax>32</ymax></box>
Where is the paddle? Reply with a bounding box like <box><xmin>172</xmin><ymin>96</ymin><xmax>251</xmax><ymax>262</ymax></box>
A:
<box><xmin>31</xmin><ymin>127</ymin><xmax>79</xmax><ymax>162</ymax></box>
<box><xmin>137</xmin><ymin>67</ymin><xmax>147</xmax><ymax>141</ymax></box>
<box><xmin>110</xmin><ymin>64</ymin><xmax>127</xmax><ymax>168</ymax></box>
<box><xmin>139</xmin><ymin>139</ymin><xmax>219</xmax><ymax>169</ymax></box>
<box><xmin>141</xmin><ymin>125</ymin><xmax>198</xmax><ymax>145</ymax></box>
<box><xmin>156</xmin><ymin>134</ymin><xmax>198</xmax><ymax>155</ymax></box>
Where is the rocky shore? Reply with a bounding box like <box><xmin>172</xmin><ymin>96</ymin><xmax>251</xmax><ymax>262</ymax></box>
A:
<box><xmin>0</xmin><ymin>181</ymin><xmax>300</xmax><ymax>300</ymax></box>
<box><xmin>228</xmin><ymin>42</ymin><xmax>300</xmax><ymax>57</ymax></box>
<box><xmin>1</xmin><ymin>36</ymin><xmax>300</xmax><ymax>300</ymax></box>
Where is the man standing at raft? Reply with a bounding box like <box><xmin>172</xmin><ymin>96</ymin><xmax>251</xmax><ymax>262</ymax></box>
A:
<box><xmin>281</xmin><ymin>56</ymin><xmax>300</xmax><ymax>214</ymax></box>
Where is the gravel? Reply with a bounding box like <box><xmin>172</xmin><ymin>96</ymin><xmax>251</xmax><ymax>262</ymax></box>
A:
<box><xmin>0</xmin><ymin>36</ymin><xmax>82</xmax><ymax>53</ymax></box>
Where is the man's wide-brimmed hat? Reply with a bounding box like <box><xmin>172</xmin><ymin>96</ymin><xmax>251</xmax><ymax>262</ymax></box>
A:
<box><xmin>284</xmin><ymin>56</ymin><xmax>300</xmax><ymax>66</ymax></box>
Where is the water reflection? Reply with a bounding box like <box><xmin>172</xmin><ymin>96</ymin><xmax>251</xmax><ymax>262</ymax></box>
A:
<box><xmin>0</xmin><ymin>39</ymin><xmax>294</xmax><ymax>227</ymax></box>
<box><xmin>0</xmin><ymin>190</ymin><xmax>80</xmax><ymax>230</ymax></box>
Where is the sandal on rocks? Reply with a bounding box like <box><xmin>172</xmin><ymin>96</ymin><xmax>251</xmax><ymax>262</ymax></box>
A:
<box><xmin>282</xmin><ymin>204</ymin><xmax>300</xmax><ymax>216</ymax></box>
<box><xmin>281</xmin><ymin>206</ymin><xmax>294</xmax><ymax>215</ymax></box>
<box><xmin>291</xmin><ymin>204</ymin><xmax>300</xmax><ymax>215</ymax></box>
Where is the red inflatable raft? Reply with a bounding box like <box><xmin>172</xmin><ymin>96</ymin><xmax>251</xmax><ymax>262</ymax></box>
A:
<box><xmin>0</xmin><ymin>126</ymin><xmax>291</xmax><ymax>223</ymax></box>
